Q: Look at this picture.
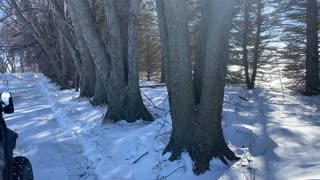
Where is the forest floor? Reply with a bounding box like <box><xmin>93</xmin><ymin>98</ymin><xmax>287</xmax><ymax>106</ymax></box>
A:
<box><xmin>1</xmin><ymin>72</ymin><xmax>320</xmax><ymax>180</ymax></box>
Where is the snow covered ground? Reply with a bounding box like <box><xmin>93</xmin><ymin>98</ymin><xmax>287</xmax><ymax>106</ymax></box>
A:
<box><xmin>1</xmin><ymin>73</ymin><xmax>320</xmax><ymax>180</ymax></box>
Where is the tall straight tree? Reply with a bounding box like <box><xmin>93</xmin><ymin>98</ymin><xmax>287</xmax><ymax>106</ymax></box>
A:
<box><xmin>155</xmin><ymin>0</ymin><xmax>239</xmax><ymax>175</ymax></box>
<box><xmin>305</xmin><ymin>0</ymin><xmax>319</xmax><ymax>95</ymax></box>
<box><xmin>241</xmin><ymin>0</ymin><xmax>265</xmax><ymax>89</ymax></box>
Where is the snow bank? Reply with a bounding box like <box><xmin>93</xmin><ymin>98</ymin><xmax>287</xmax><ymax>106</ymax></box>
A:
<box><xmin>10</xmin><ymin>72</ymin><xmax>319</xmax><ymax>180</ymax></box>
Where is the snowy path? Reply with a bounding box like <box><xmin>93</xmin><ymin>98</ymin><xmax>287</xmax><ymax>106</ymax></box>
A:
<box><xmin>4</xmin><ymin>74</ymin><xmax>98</xmax><ymax>180</ymax></box>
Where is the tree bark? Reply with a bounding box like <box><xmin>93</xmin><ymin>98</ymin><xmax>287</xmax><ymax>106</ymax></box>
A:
<box><xmin>156</xmin><ymin>0</ymin><xmax>239</xmax><ymax>175</ymax></box>
<box><xmin>122</xmin><ymin>0</ymin><xmax>153</xmax><ymax>122</ymax></box>
<box><xmin>242</xmin><ymin>0</ymin><xmax>251</xmax><ymax>89</ymax></box>
<box><xmin>161</xmin><ymin>0</ymin><xmax>195</xmax><ymax>161</ymax></box>
<box><xmin>160</xmin><ymin>53</ymin><xmax>166</xmax><ymax>83</ymax></box>
<box><xmin>155</xmin><ymin>0</ymin><xmax>170</xmax><ymax>89</ymax></box>
<box><xmin>68</xmin><ymin>0</ymin><xmax>110</xmax><ymax>99</ymax></box>
<box><xmin>69</xmin><ymin>0</ymin><xmax>152</xmax><ymax>122</ymax></box>
<box><xmin>102</xmin><ymin>0</ymin><xmax>128</xmax><ymax>121</ymax></box>
<box><xmin>191</xmin><ymin>0</ymin><xmax>239</xmax><ymax>174</ymax></box>
<box><xmin>194</xmin><ymin>0</ymin><xmax>209</xmax><ymax>104</ymax></box>
<box><xmin>305</xmin><ymin>0</ymin><xmax>320</xmax><ymax>95</ymax></box>
<box><xmin>146</xmin><ymin>39</ymin><xmax>151</xmax><ymax>81</ymax></box>
<box><xmin>249</xmin><ymin>0</ymin><xmax>262</xmax><ymax>89</ymax></box>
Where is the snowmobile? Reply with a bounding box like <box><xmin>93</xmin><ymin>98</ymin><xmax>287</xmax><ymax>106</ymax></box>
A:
<box><xmin>0</xmin><ymin>92</ymin><xmax>33</xmax><ymax>180</ymax></box>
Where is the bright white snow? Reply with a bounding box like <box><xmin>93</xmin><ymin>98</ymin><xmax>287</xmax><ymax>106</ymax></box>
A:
<box><xmin>1</xmin><ymin>73</ymin><xmax>319</xmax><ymax>180</ymax></box>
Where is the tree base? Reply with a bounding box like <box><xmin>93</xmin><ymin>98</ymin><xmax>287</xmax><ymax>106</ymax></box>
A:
<box><xmin>303</xmin><ymin>89</ymin><xmax>320</xmax><ymax>96</ymax></box>
<box><xmin>163</xmin><ymin>137</ymin><xmax>240</xmax><ymax>175</ymax></box>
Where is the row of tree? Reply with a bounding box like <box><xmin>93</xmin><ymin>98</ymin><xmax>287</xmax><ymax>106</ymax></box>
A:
<box><xmin>0</xmin><ymin>0</ymin><xmax>319</xmax><ymax>175</ymax></box>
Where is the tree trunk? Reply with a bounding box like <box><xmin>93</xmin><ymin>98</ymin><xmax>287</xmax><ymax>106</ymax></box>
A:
<box><xmin>146</xmin><ymin>39</ymin><xmax>151</xmax><ymax>81</ymax></box>
<box><xmin>305</xmin><ymin>0</ymin><xmax>320</xmax><ymax>95</ymax></box>
<box><xmin>102</xmin><ymin>0</ymin><xmax>128</xmax><ymax>121</ymax></box>
<box><xmin>156</xmin><ymin>0</ymin><xmax>239</xmax><ymax>175</ymax></box>
<box><xmin>160</xmin><ymin>0</ymin><xmax>195</xmax><ymax>162</ymax></box>
<box><xmin>93</xmin><ymin>70</ymin><xmax>108</xmax><ymax>105</ymax></box>
<box><xmin>242</xmin><ymin>0</ymin><xmax>251</xmax><ymax>89</ymax></box>
<box><xmin>191</xmin><ymin>0</ymin><xmax>239</xmax><ymax>174</ymax></box>
<box><xmin>20</xmin><ymin>52</ymin><xmax>25</xmax><ymax>73</ymax></box>
<box><xmin>155</xmin><ymin>0</ymin><xmax>170</xmax><ymax>89</ymax></box>
<box><xmin>102</xmin><ymin>0</ymin><xmax>153</xmax><ymax>123</ymax></box>
<box><xmin>122</xmin><ymin>0</ymin><xmax>153</xmax><ymax>122</ymax></box>
<box><xmin>69</xmin><ymin>0</ymin><xmax>152</xmax><ymax>122</ymax></box>
<box><xmin>68</xmin><ymin>0</ymin><xmax>110</xmax><ymax>99</ymax></box>
<box><xmin>160</xmin><ymin>53</ymin><xmax>166</xmax><ymax>83</ymax></box>
<box><xmin>194</xmin><ymin>0</ymin><xmax>209</xmax><ymax>104</ymax></box>
<box><xmin>249</xmin><ymin>0</ymin><xmax>262</xmax><ymax>89</ymax></box>
<box><xmin>58</xmin><ymin>32</ymin><xmax>72</xmax><ymax>89</ymax></box>
<box><xmin>52</xmin><ymin>0</ymin><xmax>96</xmax><ymax>94</ymax></box>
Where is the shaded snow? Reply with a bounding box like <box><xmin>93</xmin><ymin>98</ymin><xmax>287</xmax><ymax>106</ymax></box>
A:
<box><xmin>1</xmin><ymin>73</ymin><xmax>319</xmax><ymax>180</ymax></box>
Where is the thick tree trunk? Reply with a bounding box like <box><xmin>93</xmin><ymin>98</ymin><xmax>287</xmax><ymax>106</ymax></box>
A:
<box><xmin>157</xmin><ymin>0</ymin><xmax>239</xmax><ymax>175</ymax></box>
<box><xmin>93</xmin><ymin>70</ymin><xmax>108</xmax><ymax>105</ymax></box>
<box><xmin>69</xmin><ymin>0</ymin><xmax>151</xmax><ymax>122</ymax></box>
<box><xmin>102</xmin><ymin>0</ymin><xmax>128</xmax><ymax>122</ymax></box>
<box><xmin>160</xmin><ymin>0</ymin><xmax>195</xmax><ymax>161</ymax></box>
<box><xmin>242</xmin><ymin>0</ymin><xmax>251</xmax><ymax>89</ymax></box>
<box><xmin>58</xmin><ymin>32</ymin><xmax>72</xmax><ymax>89</ymax></box>
<box><xmin>102</xmin><ymin>0</ymin><xmax>153</xmax><ymax>122</ymax></box>
<box><xmin>305</xmin><ymin>0</ymin><xmax>320</xmax><ymax>95</ymax></box>
<box><xmin>115</xmin><ymin>0</ymin><xmax>130</xmax><ymax>81</ymax></box>
<box><xmin>52</xmin><ymin>0</ymin><xmax>96</xmax><ymax>93</ymax></box>
<box><xmin>123</xmin><ymin>0</ymin><xmax>153</xmax><ymax>122</ymax></box>
<box><xmin>68</xmin><ymin>0</ymin><xmax>110</xmax><ymax>99</ymax></box>
<box><xmin>160</xmin><ymin>53</ymin><xmax>166</xmax><ymax>83</ymax></box>
<box><xmin>191</xmin><ymin>0</ymin><xmax>239</xmax><ymax>174</ymax></box>
<box><xmin>155</xmin><ymin>0</ymin><xmax>170</xmax><ymax>89</ymax></box>
<box><xmin>194</xmin><ymin>0</ymin><xmax>209</xmax><ymax>104</ymax></box>
<box><xmin>75</xmin><ymin>34</ymin><xmax>96</xmax><ymax>98</ymax></box>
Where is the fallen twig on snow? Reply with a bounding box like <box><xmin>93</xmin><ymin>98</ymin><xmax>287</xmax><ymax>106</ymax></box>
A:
<box><xmin>239</xmin><ymin>96</ymin><xmax>250</xmax><ymax>101</ymax></box>
<box><xmin>132</xmin><ymin>151</ymin><xmax>149</xmax><ymax>164</ymax></box>
<box><xmin>246</xmin><ymin>93</ymin><xmax>256</xmax><ymax>102</ymax></box>
<box><xmin>163</xmin><ymin>165</ymin><xmax>185</xmax><ymax>179</ymax></box>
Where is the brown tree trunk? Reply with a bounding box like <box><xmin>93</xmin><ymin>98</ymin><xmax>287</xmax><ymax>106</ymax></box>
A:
<box><xmin>305</xmin><ymin>0</ymin><xmax>320</xmax><ymax>95</ymax></box>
